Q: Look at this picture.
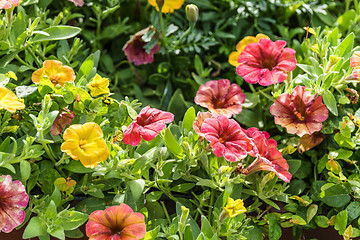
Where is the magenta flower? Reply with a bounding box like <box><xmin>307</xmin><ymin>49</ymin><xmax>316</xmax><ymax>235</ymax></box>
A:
<box><xmin>270</xmin><ymin>86</ymin><xmax>328</xmax><ymax>137</ymax></box>
<box><xmin>236</xmin><ymin>38</ymin><xmax>297</xmax><ymax>86</ymax></box>
<box><xmin>123</xmin><ymin>106</ymin><xmax>174</xmax><ymax>146</ymax></box>
<box><xmin>67</xmin><ymin>0</ymin><xmax>84</xmax><ymax>7</ymax></box>
<box><xmin>0</xmin><ymin>0</ymin><xmax>19</xmax><ymax>9</ymax></box>
<box><xmin>50</xmin><ymin>110</ymin><xmax>75</xmax><ymax>136</ymax></box>
<box><xmin>0</xmin><ymin>175</ymin><xmax>29</xmax><ymax>233</ymax></box>
<box><xmin>122</xmin><ymin>27</ymin><xmax>160</xmax><ymax>66</ymax></box>
<box><xmin>194</xmin><ymin>79</ymin><xmax>245</xmax><ymax>118</ymax></box>
<box><xmin>201</xmin><ymin>115</ymin><xmax>252</xmax><ymax>162</ymax></box>
<box><xmin>86</xmin><ymin>204</ymin><xmax>146</xmax><ymax>240</ymax></box>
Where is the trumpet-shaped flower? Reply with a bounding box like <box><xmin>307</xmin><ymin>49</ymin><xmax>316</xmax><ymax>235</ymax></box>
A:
<box><xmin>32</xmin><ymin>60</ymin><xmax>75</xmax><ymax>87</ymax></box>
<box><xmin>50</xmin><ymin>111</ymin><xmax>75</xmax><ymax>136</ymax></box>
<box><xmin>148</xmin><ymin>0</ymin><xmax>184</xmax><ymax>13</ymax></box>
<box><xmin>68</xmin><ymin>0</ymin><xmax>84</xmax><ymax>7</ymax></box>
<box><xmin>61</xmin><ymin>122</ymin><xmax>109</xmax><ymax>168</ymax></box>
<box><xmin>270</xmin><ymin>86</ymin><xmax>328</xmax><ymax>137</ymax></box>
<box><xmin>194</xmin><ymin>79</ymin><xmax>245</xmax><ymax>118</ymax></box>
<box><xmin>123</xmin><ymin>106</ymin><xmax>174</xmax><ymax>146</ymax></box>
<box><xmin>236</xmin><ymin>38</ymin><xmax>297</xmax><ymax>86</ymax></box>
<box><xmin>193</xmin><ymin>111</ymin><xmax>213</xmax><ymax>136</ymax></box>
<box><xmin>86</xmin><ymin>204</ymin><xmax>146</xmax><ymax>240</ymax></box>
<box><xmin>0</xmin><ymin>175</ymin><xmax>29</xmax><ymax>233</ymax></box>
<box><xmin>0</xmin><ymin>0</ymin><xmax>19</xmax><ymax>9</ymax></box>
<box><xmin>350</xmin><ymin>51</ymin><xmax>360</xmax><ymax>80</ymax></box>
<box><xmin>224</xmin><ymin>197</ymin><xmax>247</xmax><ymax>218</ymax></box>
<box><xmin>87</xmin><ymin>74</ymin><xmax>110</xmax><ymax>97</ymax></box>
<box><xmin>0</xmin><ymin>87</ymin><xmax>25</xmax><ymax>113</ymax></box>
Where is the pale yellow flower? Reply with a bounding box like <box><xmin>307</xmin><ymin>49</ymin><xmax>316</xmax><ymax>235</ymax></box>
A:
<box><xmin>148</xmin><ymin>0</ymin><xmax>184</xmax><ymax>13</ymax></box>
<box><xmin>0</xmin><ymin>87</ymin><xmax>25</xmax><ymax>113</ymax></box>
<box><xmin>87</xmin><ymin>74</ymin><xmax>110</xmax><ymax>97</ymax></box>
<box><xmin>224</xmin><ymin>197</ymin><xmax>246</xmax><ymax>218</ymax></box>
<box><xmin>32</xmin><ymin>60</ymin><xmax>75</xmax><ymax>87</ymax></box>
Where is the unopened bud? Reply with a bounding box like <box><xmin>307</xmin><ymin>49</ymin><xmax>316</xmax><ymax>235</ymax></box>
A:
<box><xmin>185</xmin><ymin>4</ymin><xmax>199</xmax><ymax>24</ymax></box>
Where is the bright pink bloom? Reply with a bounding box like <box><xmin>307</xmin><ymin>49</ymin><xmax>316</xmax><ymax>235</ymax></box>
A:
<box><xmin>86</xmin><ymin>204</ymin><xmax>146</xmax><ymax>240</ymax></box>
<box><xmin>0</xmin><ymin>0</ymin><xmax>19</xmax><ymax>9</ymax></box>
<box><xmin>50</xmin><ymin>110</ymin><xmax>75</xmax><ymax>136</ymax></box>
<box><xmin>236</xmin><ymin>38</ymin><xmax>297</xmax><ymax>86</ymax></box>
<box><xmin>122</xmin><ymin>27</ymin><xmax>160</xmax><ymax>66</ymax></box>
<box><xmin>193</xmin><ymin>111</ymin><xmax>214</xmax><ymax>137</ymax></box>
<box><xmin>201</xmin><ymin>115</ymin><xmax>252</xmax><ymax>162</ymax></box>
<box><xmin>123</xmin><ymin>106</ymin><xmax>174</xmax><ymax>146</ymax></box>
<box><xmin>0</xmin><ymin>175</ymin><xmax>29</xmax><ymax>233</ymax></box>
<box><xmin>270</xmin><ymin>86</ymin><xmax>328</xmax><ymax>137</ymax></box>
<box><xmin>350</xmin><ymin>51</ymin><xmax>360</xmax><ymax>80</ymax></box>
<box><xmin>68</xmin><ymin>0</ymin><xmax>84</xmax><ymax>7</ymax></box>
<box><xmin>194</xmin><ymin>79</ymin><xmax>245</xmax><ymax>118</ymax></box>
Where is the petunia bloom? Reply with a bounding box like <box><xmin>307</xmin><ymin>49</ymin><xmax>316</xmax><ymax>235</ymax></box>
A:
<box><xmin>67</xmin><ymin>0</ymin><xmax>84</xmax><ymax>7</ymax></box>
<box><xmin>122</xmin><ymin>27</ymin><xmax>160</xmax><ymax>66</ymax></box>
<box><xmin>0</xmin><ymin>175</ymin><xmax>29</xmax><ymax>233</ymax></box>
<box><xmin>350</xmin><ymin>51</ymin><xmax>360</xmax><ymax>80</ymax></box>
<box><xmin>87</xmin><ymin>74</ymin><xmax>110</xmax><ymax>97</ymax></box>
<box><xmin>270</xmin><ymin>86</ymin><xmax>328</xmax><ymax>137</ymax></box>
<box><xmin>194</xmin><ymin>79</ymin><xmax>245</xmax><ymax>118</ymax></box>
<box><xmin>228</xmin><ymin>34</ymin><xmax>269</xmax><ymax>67</ymax></box>
<box><xmin>200</xmin><ymin>115</ymin><xmax>252</xmax><ymax>162</ymax></box>
<box><xmin>0</xmin><ymin>86</ymin><xmax>25</xmax><ymax>113</ymax></box>
<box><xmin>148</xmin><ymin>0</ymin><xmax>184</xmax><ymax>13</ymax></box>
<box><xmin>123</xmin><ymin>106</ymin><xmax>174</xmax><ymax>146</ymax></box>
<box><xmin>50</xmin><ymin>110</ymin><xmax>75</xmax><ymax>136</ymax></box>
<box><xmin>236</xmin><ymin>38</ymin><xmax>297</xmax><ymax>86</ymax></box>
<box><xmin>0</xmin><ymin>0</ymin><xmax>19</xmax><ymax>9</ymax></box>
<box><xmin>224</xmin><ymin>197</ymin><xmax>247</xmax><ymax>218</ymax></box>
<box><xmin>61</xmin><ymin>122</ymin><xmax>110</xmax><ymax>168</ymax></box>
<box><xmin>86</xmin><ymin>204</ymin><xmax>146</xmax><ymax>240</ymax></box>
<box><xmin>32</xmin><ymin>60</ymin><xmax>75</xmax><ymax>87</ymax></box>
<box><xmin>193</xmin><ymin>111</ymin><xmax>213</xmax><ymax>137</ymax></box>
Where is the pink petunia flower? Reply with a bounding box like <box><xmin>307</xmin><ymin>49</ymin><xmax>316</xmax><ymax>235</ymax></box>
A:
<box><xmin>194</xmin><ymin>79</ymin><xmax>246</xmax><ymax>118</ymax></box>
<box><xmin>201</xmin><ymin>115</ymin><xmax>252</xmax><ymax>162</ymax></box>
<box><xmin>50</xmin><ymin>110</ymin><xmax>75</xmax><ymax>136</ymax></box>
<box><xmin>0</xmin><ymin>0</ymin><xmax>19</xmax><ymax>9</ymax></box>
<box><xmin>86</xmin><ymin>204</ymin><xmax>146</xmax><ymax>240</ymax></box>
<box><xmin>270</xmin><ymin>85</ymin><xmax>328</xmax><ymax>137</ymax></box>
<box><xmin>0</xmin><ymin>175</ymin><xmax>29</xmax><ymax>233</ymax></box>
<box><xmin>67</xmin><ymin>0</ymin><xmax>84</xmax><ymax>7</ymax></box>
<box><xmin>122</xmin><ymin>27</ymin><xmax>160</xmax><ymax>66</ymax></box>
<box><xmin>193</xmin><ymin>111</ymin><xmax>214</xmax><ymax>137</ymax></box>
<box><xmin>123</xmin><ymin>106</ymin><xmax>174</xmax><ymax>146</ymax></box>
<box><xmin>236</xmin><ymin>38</ymin><xmax>297</xmax><ymax>86</ymax></box>
<box><xmin>350</xmin><ymin>51</ymin><xmax>360</xmax><ymax>80</ymax></box>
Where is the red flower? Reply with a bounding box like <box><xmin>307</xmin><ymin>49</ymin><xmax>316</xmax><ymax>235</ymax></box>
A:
<box><xmin>236</xmin><ymin>38</ymin><xmax>297</xmax><ymax>86</ymax></box>
<box><xmin>123</xmin><ymin>106</ymin><xmax>174</xmax><ymax>146</ymax></box>
<box><xmin>86</xmin><ymin>204</ymin><xmax>146</xmax><ymax>240</ymax></box>
<box><xmin>270</xmin><ymin>86</ymin><xmax>328</xmax><ymax>137</ymax></box>
<box><xmin>194</xmin><ymin>79</ymin><xmax>245</xmax><ymax>118</ymax></box>
<box><xmin>50</xmin><ymin>110</ymin><xmax>75</xmax><ymax>136</ymax></box>
<box><xmin>350</xmin><ymin>51</ymin><xmax>360</xmax><ymax>80</ymax></box>
<box><xmin>201</xmin><ymin>115</ymin><xmax>252</xmax><ymax>162</ymax></box>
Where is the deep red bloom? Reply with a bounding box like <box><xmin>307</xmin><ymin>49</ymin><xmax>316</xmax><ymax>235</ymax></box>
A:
<box><xmin>50</xmin><ymin>110</ymin><xmax>75</xmax><ymax>136</ymax></box>
<box><xmin>270</xmin><ymin>86</ymin><xmax>328</xmax><ymax>137</ymax></box>
<box><xmin>236</xmin><ymin>38</ymin><xmax>297</xmax><ymax>86</ymax></box>
<box><xmin>194</xmin><ymin>79</ymin><xmax>245</xmax><ymax>118</ymax></box>
<box><xmin>123</xmin><ymin>106</ymin><xmax>174</xmax><ymax>146</ymax></box>
<box><xmin>86</xmin><ymin>204</ymin><xmax>146</xmax><ymax>240</ymax></box>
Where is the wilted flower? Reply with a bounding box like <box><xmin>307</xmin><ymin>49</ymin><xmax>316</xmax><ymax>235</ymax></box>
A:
<box><xmin>123</xmin><ymin>106</ymin><xmax>174</xmax><ymax>146</ymax></box>
<box><xmin>350</xmin><ymin>51</ymin><xmax>360</xmax><ymax>80</ymax></box>
<box><xmin>297</xmin><ymin>131</ymin><xmax>325</xmax><ymax>154</ymax></box>
<box><xmin>87</xmin><ymin>74</ymin><xmax>110</xmax><ymax>97</ymax></box>
<box><xmin>67</xmin><ymin>0</ymin><xmax>84</xmax><ymax>7</ymax></box>
<box><xmin>50</xmin><ymin>110</ymin><xmax>75</xmax><ymax>136</ymax></box>
<box><xmin>194</xmin><ymin>79</ymin><xmax>245</xmax><ymax>118</ymax></box>
<box><xmin>32</xmin><ymin>60</ymin><xmax>75</xmax><ymax>87</ymax></box>
<box><xmin>0</xmin><ymin>0</ymin><xmax>19</xmax><ymax>9</ymax></box>
<box><xmin>0</xmin><ymin>175</ymin><xmax>29</xmax><ymax>233</ymax></box>
<box><xmin>193</xmin><ymin>111</ymin><xmax>213</xmax><ymax>136</ymax></box>
<box><xmin>236</xmin><ymin>38</ymin><xmax>297</xmax><ymax>86</ymax></box>
<box><xmin>61</xmin><ymin>122</ymin><xmax>110</xmax><ymax>168</ymax></box>
<box><xmin>86</xmin><ymin>204</ymin><xmax>146</xmax><ymax>240</ymax></box>
<box><xmin>148</xmin><ymin>0</ymin><xmax>184</xmax><ymax>13</ymax></box>
<box><xmin>0</xmin><ymin>86</ymin><xmax>25</xmax><ymax>113</ymax></box>
<box><xmin>270</xmin><ymin>86</ymin><xmax>328</xmax><ymax>137</ymax></box>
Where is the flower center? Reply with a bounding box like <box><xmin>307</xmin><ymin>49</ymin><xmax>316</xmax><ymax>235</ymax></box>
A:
<box><xmin>214</xmin><ymin>99</ymin><xmax>224</xmax><ymax>109</ymax></box>
<box><xmin>50</xmin><ymin>75</ymin><xmax>60</xmax><ymax>85</ymax></box>
<box><xmin>262</xmin><ymin>58</ymin><xmax>275</xmax><ymax>71</ymax></box>
<box><xmin>79</xmin><ymin>139</ymin><xmax>87</xmax><ymax>149</ymax></box>
<box><xmin>294</xmin><ymin>111</ymin><xmax>305</xmax><ymax>121</ymax></box>
<box><xmin>219</xmin><ymin>137</ymin><xmax>225</xmax><ymax>143</ymax></box>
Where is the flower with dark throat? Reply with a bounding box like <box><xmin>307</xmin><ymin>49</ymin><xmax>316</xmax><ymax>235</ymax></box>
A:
<box><xmin>32</xmin><ymin>60</ymin><xmax>75</xmax><ymax>87</ymax></box>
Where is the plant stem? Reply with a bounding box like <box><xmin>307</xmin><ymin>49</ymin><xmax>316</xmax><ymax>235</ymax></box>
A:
<box><xmin>208</xmin><ymin>188</ymin><xmax>215</xmax><ymax>223</ymax></box>
<box><xmin>25</xmin><ymin>45</ymin><xmax>42</xmax><ymax>67</ymax></box>
<box><xmin>160</xmin><ymin>201</ymin><xmax>171</xmax><ymax>224</ymax></box>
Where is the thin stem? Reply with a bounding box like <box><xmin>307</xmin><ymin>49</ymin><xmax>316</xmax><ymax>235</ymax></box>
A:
<box><xmin>208</xmin><ymin>188</ymin><xmax>215</xmax><ymax>223</ymax></box>
<box><xmin>160</xmin><ymin>201</ymin><xmax>171</xmax><ymax>224</ymax></box>
<box><xmin>39</xmin><ymin>130</ymin><xmax>57</xmax><ymax>164</ymax></box>
<box><xmin>25</xmin><ymin>45</ymin><xmax>42</xmax><ymax>67</ymax></box>
<box><xmin>15</xmin><ymin>55</ymin><xmax>37</xmax><ymax>70</ymax></box>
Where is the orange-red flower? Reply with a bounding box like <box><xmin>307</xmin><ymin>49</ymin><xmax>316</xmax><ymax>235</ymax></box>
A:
<box><xmin>350</xmin><ymin>51</ymin><xmax>360</xmax><ymax>80</ymax></box>
<box><xmin>32</xmin><ymin>60</ymin><xmax>75</xmax><ymax>87</ymax></box>
<box><xmin>0</xmin><ymin>86</ymin><xmax>25</xmax><ymax>113</ymax></box>
<box><xmin>148</xmin><ymin>0</ymin><xmax>184</xmax><ymax>13</ymax></box>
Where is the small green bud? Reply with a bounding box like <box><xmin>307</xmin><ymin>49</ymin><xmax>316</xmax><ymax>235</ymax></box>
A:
<box><xmin>185</xmin><ymin>4</ymin><xmax>199</xmax><ymax>24</ymax></box>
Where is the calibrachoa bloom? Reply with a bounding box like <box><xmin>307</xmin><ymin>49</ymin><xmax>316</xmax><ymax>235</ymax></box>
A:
<box><xmin>32</xmin><ymin>60</ymin><xmax>75</xmax><ymax>87</ymax></box>
<box><xmin>61</xmin><ymin>122</ymin><xmax>110</xmax><ymax>168</ymax></box>
<box><xmin>0</xmin><ymin>0</ymin><xmax>19</xmax><ymax>9</ymax></box>
<box><xmin>0</xmin><ymin>86</ymin><xmax>25</xmax><ymax>113</ymax></box>
<box><xmin>228</xmin><ymin>34</ymin><xmax>269</xmax><ymax>67</ymax></box>
<box><xmin>193</xmin><ymin>111</ymin><xmax>213</xmax><ymax>137</ymax></box>
<box><xmin>122</xmin><ymin>27</ymin><xmax>160</xmax><ymax>66</ymax></box>
<box><xmin>68</xmin><ymin>0</ymin><xmax>84</xmax><ymax>7</ymax></box>
<box><xmin>270</xmin><ymin>86</ymin><xmax>328</xmax><ymax>137</ymax></box>
<box><xmin>224</xmin><ymin>197</ymin><xmax>247</xmax><ymax>218</ymax></box>
<box><xmin>123</xmin><ymin>106</ymin><xmax>174</xmax><ymax>146</ymax></box>
<box><xmin>201</xmin><ymin>115</ymin><xmax>252</xmax><ymax>162</ymax></box>
<box><xmin>0</xmin><ymin>175</ymin><xmax>29</xmax><ymax>233</ymax></box>
<box><xmin>194</xmin><ymin>79</ymin><xmax>245</xmax><ymax>118</ymax></box>
<box><xmin>148</xmin><ymin>0</ymin><xmax>184</xmax><ymax>13</ymax></box>
<box><xmin>87</xmin><ymin>74</ymin><xmax>110</xmax><ymax>97</ymax></box>
<box><xmin>350</xmin><ymin>51</ymin><xmax>360</xmax><ymax>80</ymax></box>
<box><xmin>236</xmin><ymin>38</ymin><xmax>297</xmax><ymax>86</ymax></box>
<box><xmin>50</xmin><ymin>110</ymin><xmax>75</xmax><ymax>136</ymax></box>
<box><xmin>86</xmin><ymin>204</ymin><xmax>146</xmax><ymax>240</ymax></box>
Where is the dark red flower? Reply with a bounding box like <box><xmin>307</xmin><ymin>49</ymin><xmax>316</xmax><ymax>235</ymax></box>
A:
<box><xmin>50</xmin><ymin>110</ymin><xmax>75</xmax><ymax>136</ymax></box>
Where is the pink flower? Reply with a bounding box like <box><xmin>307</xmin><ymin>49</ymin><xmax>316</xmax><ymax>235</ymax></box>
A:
<box><xmin>122</xmin><ymin>27</ymin><xmax>160</xmax><ymax>66</ymax></box>
<box><xmin>194</xmin><ymin>79</ymin><xmax>245</xmax><ymax>118</ymax></box>
<box><xmin>270</xmin><ymin>86</ymin><xmax>328</xmax><ymax>137</ymax></box>
<box><xmin>50</xmin><ymin>110</ymin><xmax>75</xmax><ymax>136</ymax></box>
<box><xmin>193</xmin><ymin>111</ymin><xmax>214</xmax><ymax>137</ymax></box>
<box><xmin>123</xmin><ymin>106</ymin><xmax>174</xmax><ymax>146</ymax></box>
<box><xmin>236</xmin><ymin>38</ymin><xmax>297</xmax><ymax>86</ymax></box>
<box><xmin>0</xmin><ymin>175</ymin><xmax>29</xmax><ymax>233</ymax></box>
<box><xmin>86</xmin><ymin>204</ymin><xmax>146</xmax><ymax>240</ymax></box>
<box><xmin>350</xmin><ymin>51</ymin><xmax>360</xmax><ymax>80</ymax></box>
<box><xmin>68</xmin><ymin>0</ymin><xmax>84</xmax><ymax>7</ymax></box>
<box><xmin>0</xmin><ymin>0</ymin><xmax>18</xmax><ymax>9</ymax></box>
<box><xmin>201</xmin><ymin>115</ymin><xmax>252</xmax><ymax>162</ymax></box>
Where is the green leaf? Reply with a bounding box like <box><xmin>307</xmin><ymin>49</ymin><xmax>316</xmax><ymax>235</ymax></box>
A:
<box><xmin>163</xmin><ymin>128</ymin><xmax>183</xmax><ymax>158</ymax></box>
<box><xmin>320</xmin><ymin>183</ymin><xmax>350</xmax><ymax>207</ymax></box>
<box><xmin>146</xmin><ymin>191</ymin><xmax>162</xmax><ymax>202</ymax></box>
<box><xmin>23</xmin><ymin>216</ymin><xmax>48</xmax><ymax>239</ymax></box>
<box><xmin>314</xmin><ymin>215</ymin><xmax>329</xmax><ymax>228</ymax></box>
<box><xmin>38</xmin><ymin>76</ymin><xmax>55</xmax><ymax>96</ymax></box>
<box><xmin>306</xmin><ymin>204</ymin><xmax>318</xmax><ymax>223</ymax></box>
<box><xmin>31</xmin><ymin>26</ymin><xmax>81</xmax><ymax>43</ymax></box>
<box><xmin>200</xmin><ymin>215</ymin><xmax>213</xmax><ymax>238</ymax></box>
<box><xmin>143</xmin><ymin>226</ymin><xmax>160</xmax><ymax>240</ymax></box>
<box><xmin>322</xmin><ymin>90</ymin><xmax>338</xmax><ymax>116</ymax></box>
<box><xmin>58</xmin><ymin>210</ymin><xmax>88</xmax><ymax>231</ymax></box>
<box><xmin>335</xmin><ymin>210</ymin><xmax>348</xmax><ymax>235</ymax></box>
<box><xmin>291</xmin><ymin>215</ymin><xmax>307</xmax><ymax>225</ymax></box>
<box><xmin>182</xmin><ymin>107</ymin><xmax>195</xmax><ymax>132</ymax></box>
<box><xmin>334</xmin><ymin>133</ymin><xmax>354</xmax><ymax>148</ymax></box>
<box><xmin>128</xmin><ymin>179</ymin><xmax>145</xmax><ymax>201</ymax></box>
<box><xmin>49</xmin><ymin>226</ymin><xmax>65</xmax><ymax>240</ymax></box>
<box><xmin>335</xmin><ymin>32</ymin><xmax>354</xmax><ymax>57</ymax></box>
<box><xmin>346</xmin><ymin>201</ymin><xmax>360</xmax><ymax>222</ymax></box>
<box><xmin>20</xmin><ymin>160</ymin><xmax>31</xmax><ymax>184</ymax></box>
<box><xmin>45</xmin><ymin>200</ymin><xmax>57</xmax><ymax>220</ymax></box>
<box><xmin>77</xmin><ymin>51</ymin><xmax>100</xmax><ymax>81</ymax></box>
<box><xmin>50</xmin><ymin>186</ymin><xmax>61</xmax><ymax>207</ymax></box>
<box><xmin>15</xmin><ymin>86</ymin><xmax>38</xmax><ymax>98</ymax></box>
<box><xmin>268</xmin><ymin>213</ymin><xmax>282</xmax><ymax>240</ymax></box>
<box><xmin>171</xmin><ymin>183</ymin><xmax>195</xmax><ymax>192</ymax></box>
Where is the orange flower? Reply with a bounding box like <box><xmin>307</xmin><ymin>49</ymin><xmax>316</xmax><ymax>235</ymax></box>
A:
<box><xmin>61</xmin><ymin>122</ymin><xmax>109</xmax><ymax>168</ymax></box>
<box><xmin>32</xmin><ymin>60</ymin><xmax>75</xmax><ymax>87</ymax></box>
<box><xmin>148</xmin><ymin>0</ymin><xmax>184</xmax><ymax>13</ymax></box>
<box><xmin>0</xmin><ymin>87</ymin><xmax>25</xmax><ymax>113</ymax></box>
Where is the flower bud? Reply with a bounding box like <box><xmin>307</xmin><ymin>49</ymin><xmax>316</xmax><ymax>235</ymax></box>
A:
<box><xmin>185</xmin><ymin>4</ymin><xmax>199</xmax><ymax>24</ymax></box>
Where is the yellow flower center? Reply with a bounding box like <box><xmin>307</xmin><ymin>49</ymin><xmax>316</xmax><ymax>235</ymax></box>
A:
<box><xmin>79</xmin><ymin>139</ymin><xmax>87</xmax><ymax>149</ymax></box>
<box><xmin>294</xmin><ymin>111</ymin><xmax>305</xmax><ymax>121</ymax></box>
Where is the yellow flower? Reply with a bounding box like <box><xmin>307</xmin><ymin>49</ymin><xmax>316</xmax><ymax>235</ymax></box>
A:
<box><xmin>224</xmin><ymin>197</ymin><xmax>246</xmax><ymax>218</ymax></box>
<box><xmin>0</xmin><ymin>86</ymin><xmax>25</xmax><ymax>113</ymax></box>
<box><xmin>228</xmin><ymin>34</ymin><xmax>270</xmax><ymax>67</ymax></box>
<box><xmin>32</xmin><ymin>60</ymin><xmax>75</xmax><ymax>87</ymax></box>
<box><xmin>61</xmin><ymin>122</ymin><xmax>109</xmax><ymax>168</ymax></box>
<box><xmin>148</xmin><ymin>0</ymin><xmax>184</xmax><ymax>13</ymax></box>
<box><xmin>87</xmin><ymin>74</ymin><xmax>110</xmax><ymax>97</ymax></box>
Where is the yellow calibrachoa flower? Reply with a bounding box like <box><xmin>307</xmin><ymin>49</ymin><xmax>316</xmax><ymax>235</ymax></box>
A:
<box><xmin>224</xmin><ymin>197</ymin><xmax>246</xmax><ymax>218</ymax></box>
<box><xmin>148</xmin><ymin>0</ymin><xmax>184</xmax><ymax>13</ymax></box>
<box><xmin>87</xmin><ymin>74</ymin><xmax>110</xmax><ymax>97</ymax></box>
<box><xmin>61</xmin><ymin>122</ymin><xmax>109</xmax><ymax>168</ymax></box>
<box><xmin>228</xmin><ymin>33</ymin><xmax>270</xmax><ymax>67</ymax></box>
<box><xmin>0</xmin><ymin>86</ymin><xmax>25</xmax><ymax>113</ymax></box>
<box><xmin>32</xmin><ymin>60</ymin><xmax>75</xmax><ymax>87</ymax></box>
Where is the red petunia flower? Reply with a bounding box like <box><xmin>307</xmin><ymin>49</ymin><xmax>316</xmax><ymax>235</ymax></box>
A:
<box><xmin>270</xmin><ymin>86</ymin><xmax>328</xmax><ymax>137</ymax></box>
<box><xmin>86</xmin><ymin>204</ymin><xmax>146</xmax><ymax>240</ymax></box>
<box><xmin>50</xmin><ymin>110</ymin><xmax>75</xmax><ymax>136</ymax></box>
<box><xmin>350</xmin><ymin>51</ymin><xmax>360</xmax><ymax>80</ymax></box>
<box><xmin>123</xmin><ymin>106</ymin><xmax>174</xmax><ymax>146</ymax></box>
<box><xmin>236</xmin><ymin>38</ymin><xmax>297</xmax><ymax>86</ymax></box>
<box><xmin>201</xmin><ymin>115</ymin><xmax>252</xmax><ymax>162</ymax></box>
<box><xmin>194</xmin><ymin>79</ymin><xmax>245</xmax><ymax>118</ymax></box>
